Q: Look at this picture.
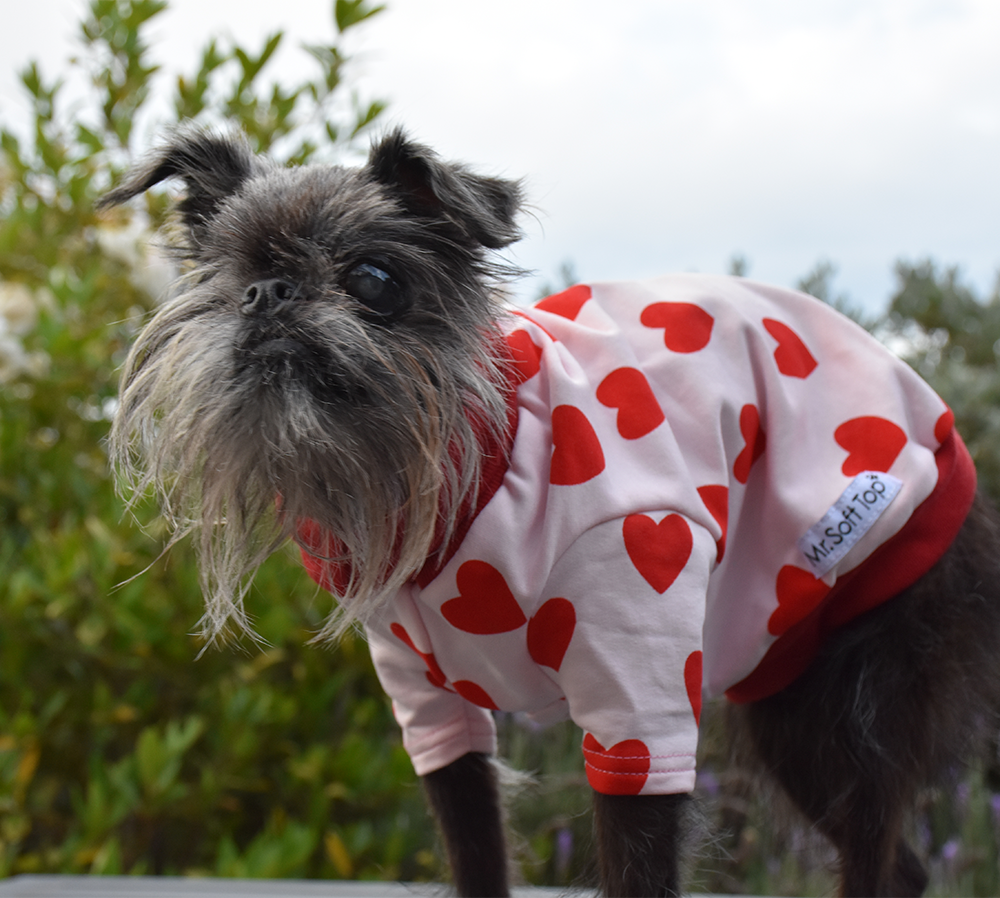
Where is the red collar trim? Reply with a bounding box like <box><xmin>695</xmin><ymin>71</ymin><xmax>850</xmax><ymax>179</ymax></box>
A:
<box><xmin>413</xmin><ymin>356</ymin><xmax>519</xmax><ymax>588</ymax></box>
<box><xmin>298</xmin><ymin>333</ymin><xmax>525</xmax><ymax>595</ymax></box>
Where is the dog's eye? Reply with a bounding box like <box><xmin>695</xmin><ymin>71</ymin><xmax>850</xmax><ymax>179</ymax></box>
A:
<box><xmin>345</xmin><ymin>263</ymin><xmax>406</xmax><ymax>318</ymax></box>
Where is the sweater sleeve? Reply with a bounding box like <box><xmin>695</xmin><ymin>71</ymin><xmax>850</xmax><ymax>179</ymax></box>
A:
<box><xmin>365</xmin><ymin>591</ymin><xmax>497</xmax><ymax>776</ymax></box>
<box><xmin>540</xmin><ymin>514</ymin><xmax>716</xmax><ymax>796</ymax></box>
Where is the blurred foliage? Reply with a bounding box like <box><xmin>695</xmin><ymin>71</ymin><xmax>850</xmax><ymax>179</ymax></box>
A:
<box><xmin>881</xmin><ymin>259</ymin><xmax>1000</xmax><ymax>502</ymax></box>
<box><xmin>533</xmin><ymin>260</ymin><xmax>578</xmax><ymax>303</ymax></box>
<box><xmin>795</xmin><ymin>257</ymin><xmax>1000</xmax><ymax>504</ymax></box>
<box><xmin>0</xmin><ymin>0</ymin><xmax>441</xmax><ymax>882</ymax></box>
<box><xmin>794</xmin><ymin>258</ymin><xmax>879</xmax><ymax>331</ymax></box>
<box><xmin>3</xmin><ymin>0</ymin><xmax>1000</xmax><ymax>890</ymax></box>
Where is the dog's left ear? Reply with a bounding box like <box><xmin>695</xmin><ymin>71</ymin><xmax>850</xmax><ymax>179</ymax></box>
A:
<box><xmin>367</xmin><ymin>129</ymin><xmax>523</xmax><ymax>249</ymax></box>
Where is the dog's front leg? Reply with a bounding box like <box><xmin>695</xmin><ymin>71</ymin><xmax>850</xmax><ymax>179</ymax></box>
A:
<box><xmin>593</xmin><ymin>791</ymin><xmax>689</xmax><ymax>897</ymax></box>
<box><xmin>422</xmin><ymin>751</ymin><xmax>510</xmax><ymax>896</ymax></box>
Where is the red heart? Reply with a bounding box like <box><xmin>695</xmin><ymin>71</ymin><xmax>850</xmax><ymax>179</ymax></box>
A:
<box><xmin>596</xmin><ymin>367</ymin><xmax>665</xmax><ymax>439</ymax></box>
<box><xmin>733</xmin><ymin>404</ymin><xmax>766</xmax><ymax>484</ymax></box>
<box><xmin>696</xmin><ymin>484</ymin><xmax>729</xmax><ymax>563</ymax></box>
<box><xmin>684</xmin><ymin>651</ymin><xmax>703</xmax><ymax>726</ymax></box>
<box><xmin>535</xmin><ymin>284</ymin><xmax>591</xmax><ymax>320</ymax></box>
<box><xmin>582</xmin><ymin>734</ymin><xmax>650</xmax><ymax>795</ymax></box>
<box><xmin>391</xmin><ymin>622</ymin><xmax>449</xmax><ymax>689</ymax></box>
<box><xmin>834</xmin><ymin>416</ymin><xmax>907</xmax><ymax>476</ymax></box>
<box><xmin>768</xmin><ymin>565</ymin><xmax>831</xmax><ymax>636</ymax></box>
<box><xmin>640</xmin><ymin>302</ymin><xmax>714</xmax><ymax>353</ymax></box>
<box><xmin>505</xmin><ymin>329</ymin><xmax>542</xmax><ymax>385</ymax></box>
<box><xmin>453</xmin><ymin>680</ymin><xmax>499</xmax><ymax>710</ymax></box>
<box><xmin>762</xmin><ymin>318</ymin><xmax>818</xmax><ymax>379</ymax></box>
<box><xmin>935</xmin><ymin>408</ymin><xmax>954</xmax><ymax>444</ymax></box>
<box><xmin>441</xmin><ymin>560</ymin><xmax>527</xmax><ymax>634</ymax></box>
<box><xmin>550</xmin><ymin>405</ymin><xmax>605</xmax><ymax>485</ymax></box>
<box><xmin>622</xmin><ymin>514</ymin><xmax>693</xmax><ymax>594</ymax></box>
<box><xmin>527</xmin><ymin>598</ymin><xmax>576</xmax><ymax>671</ymax></box>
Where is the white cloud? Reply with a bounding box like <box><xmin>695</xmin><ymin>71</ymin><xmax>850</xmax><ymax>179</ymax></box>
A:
<box><xmin>3</xmin><ymin>0</ymin><xmax>998</xmax><ymax>308</ymax></box>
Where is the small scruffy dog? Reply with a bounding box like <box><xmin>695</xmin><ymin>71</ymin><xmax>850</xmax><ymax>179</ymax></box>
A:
<box><xmin>101</xmin><ymin>128</ymin><xmax>1000</xmax><ymax>897</ymax></box>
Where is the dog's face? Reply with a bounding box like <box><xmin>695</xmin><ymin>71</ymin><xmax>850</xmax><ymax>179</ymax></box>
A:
<box><xmin>101</xmin><ymin>129</ymin><xmax>523</xmax><ymax>640</ymax></box>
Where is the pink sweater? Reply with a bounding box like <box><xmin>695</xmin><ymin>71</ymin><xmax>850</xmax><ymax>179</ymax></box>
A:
<box><xmin>301</xmin><ymin>274</ymin><xmax>975</xmax><ymax>796</ymax></box>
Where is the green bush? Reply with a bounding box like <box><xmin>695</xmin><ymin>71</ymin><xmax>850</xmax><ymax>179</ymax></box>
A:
<box><xmin>4</xmin><ymin>0</ymin><xmax>1000</xmax><ymax>890</ymax></box>
<box><xmin>0</xmin><ymin>0</ymin><xmax>440</xmax><ymax>880</ymax></box>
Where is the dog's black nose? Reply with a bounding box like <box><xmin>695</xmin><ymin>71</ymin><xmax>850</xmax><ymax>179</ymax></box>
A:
<box><xmin>241</xmin><ymin>278</ymin><xmax>296</xmax><ymax>316</ymax></box>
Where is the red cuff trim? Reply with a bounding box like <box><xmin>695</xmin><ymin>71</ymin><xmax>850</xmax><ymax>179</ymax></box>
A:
<box><xmin>582</xmin><ymin>733</ymin><xmax>651</xmax><ymax>795</ymax></box>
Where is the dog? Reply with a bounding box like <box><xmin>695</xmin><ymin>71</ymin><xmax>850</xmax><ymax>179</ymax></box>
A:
<box><xmin>100</xmin><ymin>127</ymin><xmax>1000</xmax><ymax>897</ymax></box>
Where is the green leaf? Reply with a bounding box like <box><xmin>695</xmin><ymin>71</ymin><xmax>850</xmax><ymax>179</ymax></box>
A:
<box><xmin>335</xmin><ymin>0</ymin><xmax>386</xmax><ymax>33</ymax></box>
<box><xmin>74</xmin><ymin>125</ymin><xmax>104</xmax><ymax>156</ymax></box>
<box><xmin>350</xmin><ymin>98</ymin><xmax>387</xmax><ymax>137</ymax></box>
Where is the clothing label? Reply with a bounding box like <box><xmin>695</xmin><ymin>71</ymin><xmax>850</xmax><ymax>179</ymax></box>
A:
<box><xmin>797</xmin><ymin>472</ymin><xmax>902</xmax><ymax>576</ymax></box>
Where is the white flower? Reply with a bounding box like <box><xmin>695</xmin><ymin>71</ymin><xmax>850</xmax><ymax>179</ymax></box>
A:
<box><xmin>0</xmin><ymin>282</ymin><xmax>38</xmax><ymax>337</ymax></box>
<box><xmin>0</xmin><ymin>334</ymin><xmax>30</xmax><ymax>382</ymax></box>
<box><xmin>0</xmin><ymin>281</ymin><xmax>49</xmax><ymax>381</ymax></box>
<box><xmin>96</xmin><ymin>219</ymin><xmax>178</xmax><ymax>301</ymax></box>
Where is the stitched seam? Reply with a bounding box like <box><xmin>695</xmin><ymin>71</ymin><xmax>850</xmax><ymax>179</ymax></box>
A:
<box><xmin>585</xmin><ymin>761</ymin><xmax>695</xmax><ymax>776</ymax></box>
<box><xmin>582</xmin><ymin>751</ymin><xmax>693</xmax><ymax>761</ymax></box>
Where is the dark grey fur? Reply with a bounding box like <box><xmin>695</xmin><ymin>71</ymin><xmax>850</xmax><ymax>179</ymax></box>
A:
<box><xmin>102</xmin><ymin>129</ymin><xmax>1000</xmax><ymax>896</ymax></box>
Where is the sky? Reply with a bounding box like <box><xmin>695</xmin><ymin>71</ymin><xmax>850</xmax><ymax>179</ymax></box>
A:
<box><xmin>2</xmin><ymin>0</ymin><xmax>999</xmax><ymax>311</ymax></box>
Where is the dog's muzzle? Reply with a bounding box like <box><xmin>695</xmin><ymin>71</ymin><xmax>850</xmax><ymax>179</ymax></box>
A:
<box><xmin>234</xmin><ymin>281</ymin><xmax>373</xmax><ymax>406</ymax></box>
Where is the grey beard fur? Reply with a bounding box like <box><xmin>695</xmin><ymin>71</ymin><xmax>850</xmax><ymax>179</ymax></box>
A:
<box><xmin>103</xmin><ymin>126</ymin><xmax>523</xmax><ymax>643</ymax></box>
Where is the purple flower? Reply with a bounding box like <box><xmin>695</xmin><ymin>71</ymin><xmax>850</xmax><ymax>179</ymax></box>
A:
<box><xmin>696</xmin><ymin>768</ymin><xmax>720</xmax><ymax>797</ymax></box>
<box><xmin>955</xmin><ymin>781</ymin><xmax>971</xmax><ymax>813</ymax></box>
<box><xmin>916</xmin><ymin>816</ymin><xmax>932</xmax><ymax>852</ymax></box>
<box><xmin>555</xmin><ymin>827</ymin><xmax>573</xmax><ymax>878</ymax></box>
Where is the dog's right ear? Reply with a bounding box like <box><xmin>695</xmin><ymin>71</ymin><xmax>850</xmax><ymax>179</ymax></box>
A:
<box><xmin>98</xmin><ymin>129</ymin><xmax>258</xmax><ymax>244</ymax></box>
